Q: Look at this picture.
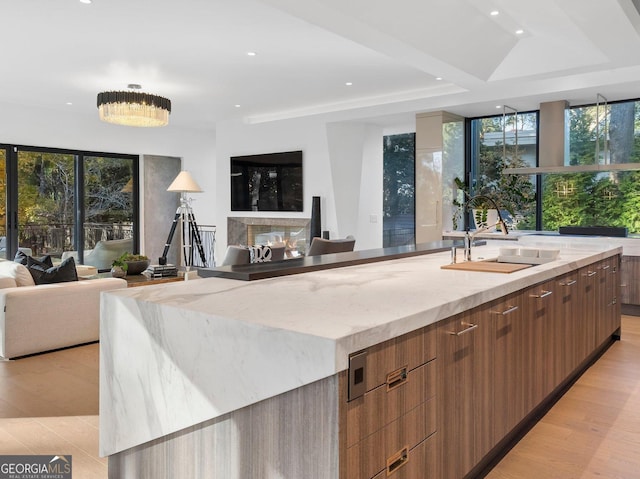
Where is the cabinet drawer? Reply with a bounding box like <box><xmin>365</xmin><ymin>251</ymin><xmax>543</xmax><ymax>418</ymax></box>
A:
<box><xmin>363</xmin><ymin>324</ymin><xmax>436</xmax><ymax>392</ymax></box>
<box><xmin>346</xmin><ymin>397</ymin><xmax>437</xmax><ymax>479</ymax></box>
<box><xmin>371</xmin><ymin>434</ymin><xmax>438</xmax><ymax>479</ymax></box>
<box><xmin>346</xmin><ymin>360</ymin><xmax>436</xmax><ymax>447</ymax></box>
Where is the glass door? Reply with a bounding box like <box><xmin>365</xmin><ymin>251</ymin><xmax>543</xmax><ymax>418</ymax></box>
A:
<box><xmin>16</xmin><ymin>149</ymin><xmax>76</xmax><ymax>261</ymax></box>
<box><xmin>0</xmin><ymin>147</ymin><xmax>7</xmax><ymax>259</ymax></box>
<box><xmin>83</xmin><ymin>155</ymin><xmax>135</xmax><ymax>251</ymax></box>
<box><xmin>0</xmin><ymin>145</ymin><xmax>139</xmax><ymax>262</ymax></box>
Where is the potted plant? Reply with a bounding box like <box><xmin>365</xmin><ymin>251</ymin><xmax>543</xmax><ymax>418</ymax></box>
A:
<box><xmin>116</xmin><ymin>252</ymin><xmax>150</xmax><ymax>275</ymax></box>
<box><xmin>111</xmin><ymin>256</ymin><xmax>128</xmax><ymax>278</ymax></box>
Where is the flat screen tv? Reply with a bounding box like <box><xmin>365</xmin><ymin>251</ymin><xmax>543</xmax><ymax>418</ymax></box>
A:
<box><xmin>230</xmin><ymin>150</ymin><xmax>303</xmax><ymax>212</ymax></box>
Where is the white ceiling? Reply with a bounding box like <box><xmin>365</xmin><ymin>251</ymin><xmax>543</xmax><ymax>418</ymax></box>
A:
<box><xmin>3</xmin><ymin>0</ymin><xmax>640</xmax><ymax>130</ymax></box>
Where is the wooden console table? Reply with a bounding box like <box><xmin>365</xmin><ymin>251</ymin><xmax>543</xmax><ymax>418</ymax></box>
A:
<box><xmin>90</xmin><ymin>272</ymin><xmax>186</xmax><ymax>287</ymax></box>
<box><xmin>123</xmin><ymin>274</ymin><xmax>184</xmax><ymax>287</ymax></box>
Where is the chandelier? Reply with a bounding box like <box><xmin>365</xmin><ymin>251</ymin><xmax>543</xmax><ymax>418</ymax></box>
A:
<box><xmin>97</xmin><ymin>84</ymin><xmax>171</xmax><ymax>127</ymax></box>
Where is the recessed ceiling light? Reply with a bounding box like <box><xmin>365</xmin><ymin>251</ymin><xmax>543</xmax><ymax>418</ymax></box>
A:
<box><xmin>345</xmin><ymin>82</ymin><xmax>353</xmax><ymax>86</ymax></box>
<box><xmin>66</xmin><ymin>102</ymin><xmax>73</xmax><ymax>106</ymax></box>
<box><xmin>435</xmin><ymin>77</ymin><xmax>443</xmax><ymax>81</ymax></box>
<box><xmin>515</xmin><ymin>29</ymin><xmax>524</xmax><ymax>35</ymax></box>
<box><xmin>496</xmin><ymin>105</ymin><xmax>502</xmax><ymax>109</ymax></box>
<box><xmin>79</xmin><ymin>0</ymin><xmax>92</xmax><ymax>4</ymax></box>
<box><xmin>490</xmin><ymin>10</ymin><xmax>499</xmax><ymax>16</ymax></box>
<box><xmin>235</xmin><ymin>104</ymin><xmax>241</xmax><ymax>108</ymax></box>
<box><xmin>247</xmin><ymin>52</ymin><xmax>257</xmax><ymax>56</ymax></box>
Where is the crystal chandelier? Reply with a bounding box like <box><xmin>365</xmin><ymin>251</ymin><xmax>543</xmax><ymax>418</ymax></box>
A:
<box><xmin>97</xmin><ymin>84</ymin><xmax>171</xmax><ymax>127</ymax></box>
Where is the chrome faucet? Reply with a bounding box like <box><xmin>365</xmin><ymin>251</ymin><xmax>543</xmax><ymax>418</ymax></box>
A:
<box><xmin>462</xmin><ymin>195</ymin><xmax>509</xmax><ymax>262</ymax></box>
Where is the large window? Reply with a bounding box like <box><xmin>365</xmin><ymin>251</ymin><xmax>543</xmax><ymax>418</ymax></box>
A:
<box><xmin>383</xmin><ymin>133</ymin><xmax>415</xmax><ymax>246</ymax></box>
<box><xmin>541</xmin><ymin>100</ymin><xmax>640</xmax><ymax>233</ymax></box>
<box><xmin>469</xmin><ymin>112</ymin><xmax>537</xmax><ymax>230</ymax></box>
<box><xmin>467</xmin><ymin>99</ymin><xmax>640</xmax><ymax>234</ymax></box>
<box><xmin>1</xmin><ymin>145</ymin><xmax>138</xmax><ymax>260</ymax></box>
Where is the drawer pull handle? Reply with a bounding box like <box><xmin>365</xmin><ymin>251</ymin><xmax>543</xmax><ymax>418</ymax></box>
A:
<box><xmin>530</xmin><ymin>290</ymin><xmax>553</xmax><ymax>299</ymax></box>
<box><xmin>601</xmin><ymin>264</ymin><xmax>610</xmax><ymax>270</ymax></box>
<box><xmin>584</xmin><ymin>270</ymin><xmax>597</xmax><ymax>277</ymax></box>
<box><xmin>560</xmin><ymin>279</ymin><xmax>577</xmax><ymax>286</ymax></box>
<box><xmin>492</xmin><ymin>305</ymin><xmax>519</xmax><ymax>316</ymax></box>
<box><xmin>449</xmin><ymin>322</ymin><xmax>478</xmax><ymax>336</ymax></box>
<box><xmin>386</xmin><ymin>366</ymin><xmax>408</xmax><ymax>391</ymax></box>
<box><xmin>386</xmin><ymin>445</ymin><xmax>409</xmax><ymax>476</ymax></box>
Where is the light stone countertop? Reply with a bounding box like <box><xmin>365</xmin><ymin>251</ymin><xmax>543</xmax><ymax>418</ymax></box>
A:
<box><xmin>444</xmin><ymin>230</ymin><xmax>640</xmax><ymax>256</ymax></box>
<box><xmin>99</xmin><ymin>239</ymin><xmax>622</xmax><ymax>457</ymax></box>
<box><xmin>517</xmin><ymin>234</ymin><xmax>640</xmax><ymax>256</ymax></box>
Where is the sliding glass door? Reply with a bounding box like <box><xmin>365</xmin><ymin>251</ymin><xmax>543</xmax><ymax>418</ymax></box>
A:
<box><xmin>83</xmin><ymin>156</ymin><xmax>135</xmax><ymax>250</ymax></box>
<box><xmin>16</xmin><ymin>149</ymin><xmax>76</xmax><ymax>259</ymax></box>
<box><xmin>0</xmin><ymin>147</ymin><xmax>6</xmax><ymax>259</ymax></box>
<box><xmin>0</xmin><ymin>144</ymin><xmax>138</xmax><ymax>261</ymax></box>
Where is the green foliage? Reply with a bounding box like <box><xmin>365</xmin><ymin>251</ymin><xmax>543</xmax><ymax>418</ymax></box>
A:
<box><xmin>112</xmin><ymin>252</ymin><xmax>149</xmax><ymax>271</ymax></box>
<box><xmin>111</xmin><ymin>255</ymin><xmax>128</xmax><ymax>271</ymax></box>
<box><xmin>462</xmin><ymin>114</ymin><xmax>537</xmax><ymax>230</ymax></box>
<box><xmin>383</xmin><ymin>133</ymin><xmax>415</xmax><ymax>218</ymax></box>
<box><xmin>118</xmin><ymin>252</ymin><xmax>148</xmax><ymax>261</ymax></box>
<box><xmin>0</xmin><ymin>149</ymin><xmax>136</xmax><ymax>255</ymax></box>
<box><xmin>542</xmin><ymin>100</ymin><xmax>640</xmax><ymax>234</ymax></box>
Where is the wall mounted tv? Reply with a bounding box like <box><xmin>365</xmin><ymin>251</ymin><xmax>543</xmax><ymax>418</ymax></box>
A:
<box><xmin>230</xmin><ymin>150</ymin><xmax>303</xmax><ymax>212</ymax></box>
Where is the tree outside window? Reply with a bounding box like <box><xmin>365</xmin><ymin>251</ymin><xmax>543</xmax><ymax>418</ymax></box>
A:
<box><xmin>542</xmin><ymin>100</ymin><xmax>640</xmax><ymax>234</ymax></box>
<box><xmin>383</xmin><ymin>133</ymin><xmax>415</xmax><ymax>246</ymax></box>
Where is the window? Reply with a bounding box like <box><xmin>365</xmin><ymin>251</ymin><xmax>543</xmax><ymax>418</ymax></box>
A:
<box><xmin>541</xmin><ymin>99</ymin><xmax>640</xmax><ymax>233</ymax></box>
<box><xmin>383</xmin><ymin>133</ymin><xmax>415</xmax><ymax>246</ymax></box>
<box><xmin>1</xmin><ymin>144</ymin><xmax>138</xmax><ymax>260</ymax></box>
<box><xmin>469</xmin><ymin>112</ymin><xmax>537</xmax><ymax>230</ymax></box>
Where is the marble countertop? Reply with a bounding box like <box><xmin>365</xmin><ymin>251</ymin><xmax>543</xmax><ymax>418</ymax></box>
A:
<box><xmin>444</xmin><ymin>229</ymin><xmax>640</xmax><ymax>256</ymax></box>
<box><xmin>99</xmin><ymin>238</ymin><xmax>622</xmax><ymax>456</ymax></box>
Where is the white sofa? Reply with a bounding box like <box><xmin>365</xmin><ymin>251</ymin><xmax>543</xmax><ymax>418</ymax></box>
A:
<box><xmin>0</xmin><ymin>260</ymin><xmax>126</xmax><ymax>358</ymax></box>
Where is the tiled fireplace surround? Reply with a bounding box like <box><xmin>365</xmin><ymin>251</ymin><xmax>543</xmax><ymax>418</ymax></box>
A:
<box><xmin>227</xmin><ymin>217</ymin><xmax>311</xmax><ymax>253</ymax></box>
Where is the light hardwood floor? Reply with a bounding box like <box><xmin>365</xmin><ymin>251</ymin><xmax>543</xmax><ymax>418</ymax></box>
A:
<box><xmin>0</xmin><ymin>317</ymin><xmax>638</xmax><ymax>479</ymax></box>
<box><xmin>487</xmin><ymin>315</ymin><xmax>640</xmax><ymax>479</ymax></box>
<box><xmin>0</xmin><ymin>343</ymin><xmax>107</xmax><ymax>478</ymax></box>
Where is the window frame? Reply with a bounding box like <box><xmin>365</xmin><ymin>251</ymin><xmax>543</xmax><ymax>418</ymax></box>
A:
<box><xmin>0</xmin><ymin>143</ymin><xmax>139</xmax><ymax>261</ymax></box>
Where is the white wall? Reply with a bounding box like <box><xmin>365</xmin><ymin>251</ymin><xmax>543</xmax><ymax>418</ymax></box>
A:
<box><xmin>215</xmin><ymin>116</ymin><xmax>384</xmax><ymax>259</ymax></box>
<box><xmin>1</xmin><ymin>101</ymin><xmax>403</xmax><ymax>262</ymax></box>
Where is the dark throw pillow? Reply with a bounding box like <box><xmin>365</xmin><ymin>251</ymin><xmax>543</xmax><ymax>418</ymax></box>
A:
<box><xmin>27</xmin><ymin>256</ymin><xmax>78</xmax><ymax>285</ymax></box>
<box><xmin>14</xmin><ymin>250</ymin><xmax>53</xmax><ymax>268</ymax></box>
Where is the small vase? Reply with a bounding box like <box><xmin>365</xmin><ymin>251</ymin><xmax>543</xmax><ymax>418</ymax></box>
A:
<box><xmin>111</xmin><ymin>266</ymin><xmax>126</xmax><ymax>278</ymax></box>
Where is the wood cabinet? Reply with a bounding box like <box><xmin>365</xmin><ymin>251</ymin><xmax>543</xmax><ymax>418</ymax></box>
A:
<box><xmin>576</xmin><ymin>264</ymin><xmax>598</xmax><ymax>364</ymax></box>
<box><xmin>521</xmin><ymin>278</ymin><xmax>556</xmax><ymax>412</ymax></box>
<box><xmin>491</xmin><ymin>292</ymin><xmax>524</xmax><ymax>441</ymax></box>
<box><xmin>437</xmin><ymin>308</ymin><xmax>493</xmax><ymax>479</ymax></box>
<box><xmin>598</xmin><ymin>256</ymin><xmax>621</xmax><ymax>344</ymax></box>
<box><xmin>343</xmin><ymin>324</ymin><xmax>438</xmax><ymax>479</ymax></box>
<box><xmin>620</xmin><ymin>255</ymin><xmax>640</xmax><ymax>305</ymax></box>
<box><xmin>341</xmin><ymin>254</ymin><xmax>621</xmax><ymax>479</ymax></box>
<box><xmin>553</xmin><ymin>271</ymin><xmax>580</xmax><ymax>381</ymax></box>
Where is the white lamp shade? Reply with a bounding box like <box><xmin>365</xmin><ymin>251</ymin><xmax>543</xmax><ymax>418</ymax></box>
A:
<box><xmin>167</xmin><ymin>171</ymin><xmax>202</xmax><ymax>193</ymax></box>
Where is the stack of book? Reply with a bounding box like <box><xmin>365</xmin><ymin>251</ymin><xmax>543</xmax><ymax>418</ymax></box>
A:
<box><xmin>142</xmin><ymin>264</ymin><xmax>178</xmax><ymax>278</ymax></box>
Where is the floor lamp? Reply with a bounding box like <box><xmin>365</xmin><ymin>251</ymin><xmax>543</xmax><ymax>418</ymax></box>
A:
<box><xmin>162</xmin><ymin>171</ymin><xmax>206</xmax><ymax>278</ymax></box>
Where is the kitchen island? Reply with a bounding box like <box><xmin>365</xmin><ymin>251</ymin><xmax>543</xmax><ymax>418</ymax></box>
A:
<box><xmin>100</xmin><ymin>240</ymin><xmax>622</xmax><ymax>478</ymax></box>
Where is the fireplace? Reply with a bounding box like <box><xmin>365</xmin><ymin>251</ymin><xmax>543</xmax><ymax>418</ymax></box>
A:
<box><xmin>227</xmin><ymin>217</ymin><xmax>310</xmax><ymax>256</ymax></box>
